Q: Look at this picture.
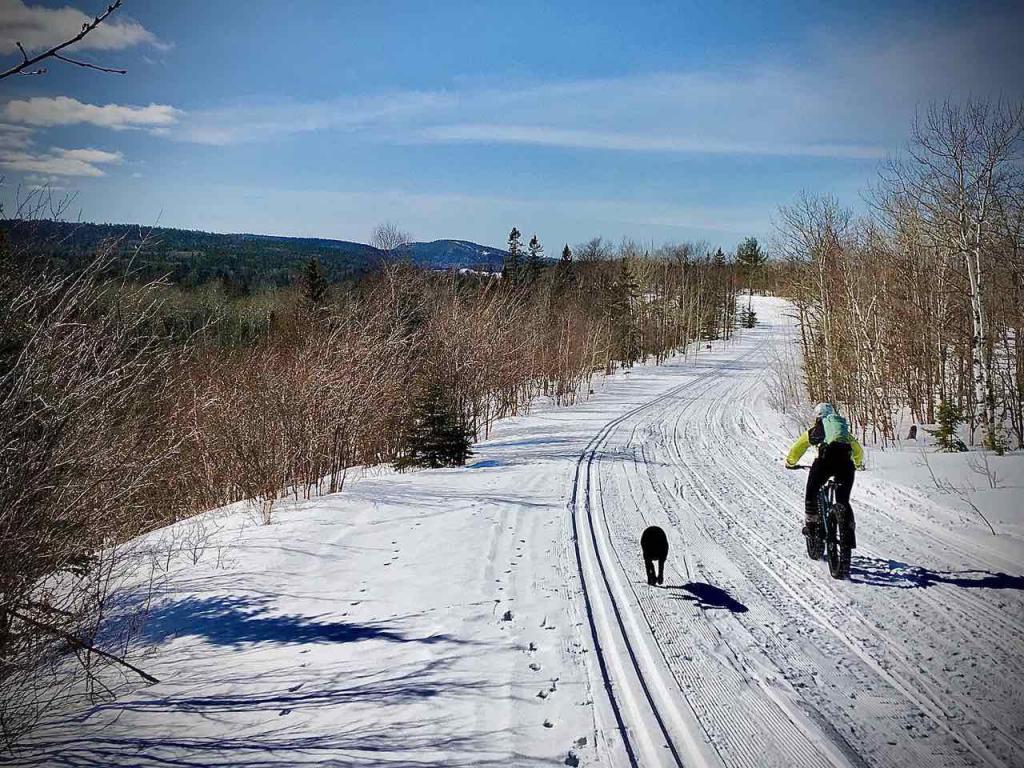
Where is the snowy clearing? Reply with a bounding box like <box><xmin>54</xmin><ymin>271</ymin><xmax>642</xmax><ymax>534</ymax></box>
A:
<box><xmin>6</xmin><ymin>297</ymin><xmax>1023</xmax><ymax>768</ymax></box>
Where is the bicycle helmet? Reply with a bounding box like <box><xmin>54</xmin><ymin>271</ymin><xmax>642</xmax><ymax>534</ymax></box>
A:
<box><xmin>814</xmin><ymin>402</ymin><xmax>835</xmax><ymax>419</ymax></box>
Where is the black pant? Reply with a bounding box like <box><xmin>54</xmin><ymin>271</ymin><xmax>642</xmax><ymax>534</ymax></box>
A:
<box><xmin>805</xmin><ymin>442</ymin><xmax>855</xmax><ymax>517</ymax></box>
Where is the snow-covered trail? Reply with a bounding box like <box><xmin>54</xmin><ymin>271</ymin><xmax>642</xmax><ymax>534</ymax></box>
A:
<box><xmin>7</xmin><ymin>297</ymin><xmax>1023</xmax><ymax>768</ymax></box>
<box><xmin>572</xmin><ymin>297</ymin><xmax>1024</xmax><ymax>767</ymax></box>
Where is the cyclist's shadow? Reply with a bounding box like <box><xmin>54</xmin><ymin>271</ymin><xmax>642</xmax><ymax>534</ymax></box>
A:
<box><xmin>851</xmin><ymin>556</ymin><xmax>1024</xmax><ymax>591</ymax></box>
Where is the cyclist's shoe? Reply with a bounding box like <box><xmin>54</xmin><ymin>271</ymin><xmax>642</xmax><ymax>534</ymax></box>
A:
<box><xmin>802</xmin><ymin>512</ymin><xmax>821</xmax><ymax>538</ymax></box>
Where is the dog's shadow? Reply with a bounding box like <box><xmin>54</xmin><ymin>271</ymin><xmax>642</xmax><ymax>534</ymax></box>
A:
<box><xmin>663</xmin><ymin>582</ymin><xmax>749</xmax><ymax>614</ymax></box>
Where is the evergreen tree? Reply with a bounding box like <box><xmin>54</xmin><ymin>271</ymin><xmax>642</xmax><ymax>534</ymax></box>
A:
<box><xmin>561</xmin><ymin>244</ymin><xmax>572</xmax><ymax>264</ymax></box>
<box><xmin>396</xmin><ymin>383</ymin><xmax>474</xmax><ymax>469</ymax></box>
<box><xmin>735</xmin><ymin>237</ymin><xmax>767</xmax><ymax>270</ymax></box>
<box><xmin>526</xmin><ymin>234</ymin><xmax>545</xmax><ymax>282</ymax></box>
<box><xmin>611</xmin><ymin>257</ymin><xmax>641</xmax><ymax>365</ymax></box>
<box><xmin>504</xmin><ymin>227</ymin><xmax>523</xmax><ymax>284</ymax></box>
<box><xmin>302</xmin><ymin>257</ymin><xmax>329</xmax><ymax>309</ymax></box>
<box><xmin>736</xmin><ymin>236</ymin><xmax>767</xmax><ymax>297</ymax></box>
<box><xmin>927</xmin><ymin>400</ymin><xmax>968</xmax><ymax>452</ymax></box>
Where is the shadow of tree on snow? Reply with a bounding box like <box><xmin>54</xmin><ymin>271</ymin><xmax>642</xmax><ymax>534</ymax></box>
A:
<box><xmin>140</xmin><ymin>595</ymin><xmax>466</xmax><ymax>648</ymax></box>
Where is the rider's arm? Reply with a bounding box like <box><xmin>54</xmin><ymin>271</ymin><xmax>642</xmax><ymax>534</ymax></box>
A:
<box><xmin>850</xmin><ymin>438</ymin><xmax>865</xmax><ymax>469</ymax></box>
<box><xmin>785</xmin><ymin>431</ymin><xmax>810</xmax><ymax>468</ymax></box>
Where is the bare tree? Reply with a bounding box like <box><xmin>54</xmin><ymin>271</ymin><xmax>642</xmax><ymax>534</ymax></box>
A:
<box><xmin>0</xmin><ymin>1</ymin><xmax>128</xmax><ymax>81</ymax></box>
<box><xmin>878</xmin><ymin>99</ymin><xmax>1024</xmax><ymax>447</ymax></box>
<box><xmin>371</xmin><ymin>221</ymin><xmax>412</xmax><ymax>262</ymax></box>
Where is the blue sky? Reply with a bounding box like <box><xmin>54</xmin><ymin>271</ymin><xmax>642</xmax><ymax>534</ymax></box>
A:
<box><xmin>1</xmin><ymin>0</ymin><xmax>1022</xmax><ymax>250</ymax></box>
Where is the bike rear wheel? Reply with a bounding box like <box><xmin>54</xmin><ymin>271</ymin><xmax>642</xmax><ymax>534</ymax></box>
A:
<box><xmin>825</xmin><ymin>503</ymin><xmax>852</xmax><ymax>579</ymax></box>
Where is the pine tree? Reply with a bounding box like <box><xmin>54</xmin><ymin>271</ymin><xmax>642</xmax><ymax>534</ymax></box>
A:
<box><xmin>736</xmin><ymin>236</ymin><xmax>767</xmax><ymax>299</ymax></box>
<box><xmin>396</xmin><ymin>383</ymin><xmax>474</xmax><ymax>469</ymax></box>
<box><xmin>927</xmin><ymin>400</ymin><xmax>968</xmax><ymax>452</ymax></box>
<box><xmin>526</xmin><ymin>234</ymin><xmax>545</xmax><ymax>282</ymax></box>
<box><xmin>611</xmin><ymin>257</ymin><xmax>640</xmax><ymax>366</ymax></box>
<box><xmin>302</xmin><ymin>257</ymin><xmax>329</xmax><ymax>309</ymax></box>
<box><xmin>504</xmin><ymin>227</ymin><xmax>523</xmax><ymax>284</ymax></box>
<box><xmin>561</xmin><ymin>244</ymin><xmax>572</xmax><ymax>264</ymax></box>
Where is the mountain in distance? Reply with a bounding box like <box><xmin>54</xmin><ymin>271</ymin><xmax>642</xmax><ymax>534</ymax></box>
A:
<box><xmin>0</xmin><ymin>220</ymin><xmax>510</xmax><ymax>287</ymax></box>
<box><xmin>406</xmin><ymin>239</ymin><xmax>507</xmax><ymax>270</ymax></box>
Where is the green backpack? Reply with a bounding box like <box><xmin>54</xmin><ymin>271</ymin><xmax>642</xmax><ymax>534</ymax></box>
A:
<box><xmin>822</xmin><ymin>413</ymin><xmax>851</xmax><ymax>444</ymax></box>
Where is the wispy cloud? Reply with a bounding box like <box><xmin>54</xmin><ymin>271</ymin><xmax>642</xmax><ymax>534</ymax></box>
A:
<box><xmin>168</xmin><ymin>73</ymin><xmax>886</xmax><ymax>160</ymax></box>
<box><xmin>172</xmin><ymin>91</ymin><xmax>450</xmax><ymax>146</ymax></box>
<box><xmin>4</xmin><ymin>96</ymin><xmax>182</xmax><ymax>130</ymax></box>
<box><xmin>419</xmin><ymin>124</ymin><xmax>884</xmax><ymax>160</ymax></box>
<box><xmin>0</xmin><ymin>146</ymin><xmax>122</xmax><ymax>176</ymax></box>
<box><xmin>0</xmin><ymin>0</ymin><xmax>166</xmax><ymax>54</ymax></box>
<box><xmin>162</xmin><ymin>10</ymin><xmax>1021</xmax><ymax>163</ymax></box>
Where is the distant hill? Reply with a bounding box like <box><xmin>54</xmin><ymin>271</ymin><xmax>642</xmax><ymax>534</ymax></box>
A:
<box><xmin>0</xmin><ymin>220</ymin><xmax>508</xmax><ymax>288</ymax></box>
<box><xmin>406</xmin><ymin>240</ymin><xmax>506</xmax><ymax>270</ymax></box>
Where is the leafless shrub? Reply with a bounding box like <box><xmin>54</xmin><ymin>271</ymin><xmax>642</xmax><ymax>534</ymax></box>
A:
<box><xmin>967</xmin><ymin>450</ymin><xmax>1002</xmax><ymax>490</ymax></box>
<box><xmin>0</xmin><ymin>245</ymin><xmax>183</xmax><ymax>746</ymax></box>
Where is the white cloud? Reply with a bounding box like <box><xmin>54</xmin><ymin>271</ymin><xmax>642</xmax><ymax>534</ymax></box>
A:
<box><xmin>24</xmin><ymin>172</ymin><xmax>67</xmax><ymax>191</ymax></box>
<box><xmin>57</xmin><ymin>147</ymin><xmax>122</xmax><ymax>163</ymax></box>
<box><xmin>0</xmin><ymin>122</ymin><xmax>34</xmax><ymax>149</ymax></box>
<box><xmin>3</xmin><ymin>96</ymin><xmax>182</xmax><ymax>130</ymax></box>
<box><xmin>0</xmin><ymin>146</ymin><xmax>122</xmax><ymax>176</ymax></box>
<box><xmin>0</xmin><ymin>0</ymin><xmax>164</xmax><ymax>54</ymax></box>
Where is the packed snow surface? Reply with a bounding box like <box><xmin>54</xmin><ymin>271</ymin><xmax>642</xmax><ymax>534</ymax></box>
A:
<box><xmin>9</xmin><ymin>297</ymin><xmax>1024</xmax><ymax>767</ymax></box>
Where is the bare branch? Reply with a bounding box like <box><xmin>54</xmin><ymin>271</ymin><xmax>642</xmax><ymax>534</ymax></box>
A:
<box><xmin>0</xmin><ymin>1</ymin><xmax>127</xmax><ymax>82</ymax></box>
<box><xmin>52</xmin><ymin>52</ymin><xmax>127</xmax><ymax>75</ymax></box>
<box><xmin>6</xmin><ymin>607</ymin><xmax>160</xmax><ymax>685</ymax></box>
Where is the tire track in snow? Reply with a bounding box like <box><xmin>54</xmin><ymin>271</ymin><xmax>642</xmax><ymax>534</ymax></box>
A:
<box><xmin>569</xmin><ymin>358</ymin><xmax>737</xmax><ymax>766</ymax></box>
<box><xmin>655</xmin><ymin>315</ymin><xmax>1016</xmax><ymax>767</ymax></box>
<box><xmin>569</xmin><ymin>300</ymin><xmax>1021</xmax><ymax>767</ymax></box>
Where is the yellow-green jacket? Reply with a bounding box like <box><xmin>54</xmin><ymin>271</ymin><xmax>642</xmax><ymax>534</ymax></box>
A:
<box><xmin>786</xmin><ymin>425</ymin><xmax>864</xmax><ymax>469</ymax></box>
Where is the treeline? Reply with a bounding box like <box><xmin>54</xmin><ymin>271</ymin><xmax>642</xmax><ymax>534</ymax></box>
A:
<box><xmin>0</xmin><ymin>229</ymin><xmax>739</xmax><ymax>746</ymax></box>
<box><xmin>0</xmin><ymin>220</ymin><xmax>389</xmax><ymax>290</ymax></box>
<box><xmin>779</xmin><ymin>99</ymin><xmax>1024</xmax><ymax>450</ymax></box>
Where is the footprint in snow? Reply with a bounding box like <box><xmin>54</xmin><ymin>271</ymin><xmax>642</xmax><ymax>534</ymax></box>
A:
<box><xmin>279</xmin><ymin>708</ymin><xmax>292</xmax><ymax>716</ymax></box>
<box><xmin>288</xmin><ymin>683</ymin><xmax>304</xmax><ymax>692</ymax></box>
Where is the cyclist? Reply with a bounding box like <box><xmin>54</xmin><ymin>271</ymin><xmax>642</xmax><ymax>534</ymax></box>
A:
<box><xmin>785</xmin><ymin>403</ymin><xmax>864</xmax><ymax>544</ymax></box>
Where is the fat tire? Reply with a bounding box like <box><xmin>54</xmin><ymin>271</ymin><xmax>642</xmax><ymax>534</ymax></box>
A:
<box><xmin>805</xmin><ymin>529</ymin><xmax>824</xmax><ymax>560</ymax></box>
<box><xmin>827</xmin><ymin>503</ymin><xmax>852</xmax><ymax>579</ymax></box>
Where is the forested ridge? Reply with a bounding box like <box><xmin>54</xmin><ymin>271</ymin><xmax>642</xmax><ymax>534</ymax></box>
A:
<box><xmin>0</xmin><ymin>219</ymin><xmax>508</xmax><ymax>289</ymax></box>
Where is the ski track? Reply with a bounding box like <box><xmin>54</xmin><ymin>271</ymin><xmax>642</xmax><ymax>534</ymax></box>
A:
<box><xmin>570</xmin><ymin>298</ymin><xmax>1024</xmax><ymax>768</ymax></box>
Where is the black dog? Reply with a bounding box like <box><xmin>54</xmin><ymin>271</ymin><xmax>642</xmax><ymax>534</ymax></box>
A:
<box><xmin>640</xmin><ymin>525</ymin><xmax>668</xmax><ymax>586</ymax></box>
